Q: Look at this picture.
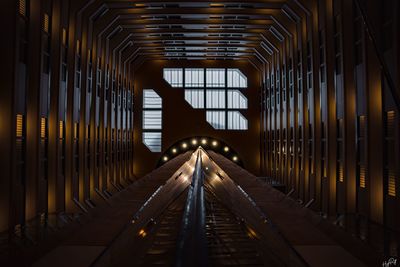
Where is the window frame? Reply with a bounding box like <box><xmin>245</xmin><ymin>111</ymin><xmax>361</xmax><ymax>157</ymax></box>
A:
<box><xmin>142</xmin><ymin>89</ymin><xmax>162</xmax><ymax>152</ymax></box>
<box><xmin>163</xmin><ymin>67</ymin><xmax>249</xmax><ymax>130</ymax></box>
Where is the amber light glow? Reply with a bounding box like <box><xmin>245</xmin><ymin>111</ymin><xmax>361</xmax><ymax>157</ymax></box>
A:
<box><xmin>76</xmin><ymin>40</ymin><xmax>80</xmax><ymax>54</ymax></box>
<box><xmin>62</xmin><ymin>28</ymin><xmax>67</xmax><ymax>46</ymax></box>
<box><xmin>19</xmin><ymin>0</ymin><xmax>26</xmax><ymax>17</ymax></box>
<box><xmin>359</xmin><ymin>166</ymin><xmax>366</xmax><ymax>188</ymax></box>
<box><xmin>59</xmin><ymin>121</ymin><xmax>64</xmax><ymax>139</ymax></box>
<box><xmin>44</xmin><ymin>14</ymin><xmax>49</xmax><ymax>33</ymax></box>
<box><xmin>16</xmin><ymin>114</ymin><xmax>23</xmax><ymax>138</ymax></box>
<box><xmin>388</xmin><ymin>170</ymin><xmax>396</xmax><ymax>197</ymax></box>
<box><xmin>41</xmin><ymin>118</ymin><xmax>46</xmax><ymax>139</ymax></box>
<box><xmin>338</xmin><ymin>164</ymin><xmax>344</xmax><ymax>182</ymax></box>
<box><xmin>138</xmin><ymin>229</ymin><xmax>147</xmax><ymax>238</ymax></box>
<box><xmin>74</xmin><ymin>123</ymin><xmax>78</xmax><ymax>139</ymax></box>
<box><xmin>246</xmin><ymin>226</ymin><xmax>258</xmax><ymax>239</ymax></box>
<box><xmin>209</xmin><ymin>3</ymin><xmax>224</xmax><ymax>7</ymax></box>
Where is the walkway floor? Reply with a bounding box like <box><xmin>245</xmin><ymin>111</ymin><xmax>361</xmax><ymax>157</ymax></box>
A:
<box><xmin>5</xmin><ymin>150</ymin><xmax>383</xmax><ymax>267</ymax></box>
<box><xmin>13</xmin><ymin>153</ymin><xmax>192</xmax><ymax>267</ymax></box>
<box><xmin>209</xmin><ymin>151</ymin><xmax>383</xmax><ymax>267</ymax></box>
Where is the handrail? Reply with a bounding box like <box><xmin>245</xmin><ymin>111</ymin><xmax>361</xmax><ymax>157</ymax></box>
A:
<box><xmin>174</xmin><ymin>150</ymin><xmax>208</xmax><ymax>267</ymax></box>
<box><xmin>90</xmin><ymin>154</ymin><xmax>195</xmax><ymax>267</ymax></box>
<box><xmin>235</xmin><ymin>185</ymin><xmax>309</xmax><ymax>267</ymax></box>
<box><xmin>204</xmin><ymin>149</ymin><xmax>309</xmax><ymax>266</ymax></box>
<box><xmin>131</xmin><ymin>185</ymin><xmax>163</xmax><ymax>222</ymax></box>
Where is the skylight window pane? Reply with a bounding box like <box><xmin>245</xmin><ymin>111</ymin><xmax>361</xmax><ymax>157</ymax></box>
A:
<box><xmin>161</xmin><ymin>67</ymin><xmax>249</xmax><ymax>132</ymax></box>
<box><xmin>143</xmin><ymin>110</ymin><xmax>162</xmax><ymax>129</ymax></box>
<box><xmin>227</xmin><ymin>111</ymin><xmax>248</xmax><ymax>130</ymax></box>
<box><xmin>227</xmin><ymin>90</ymin><xmax>248</xmax><ymax>109</ymax></box>
<box><xmin>227</xmin><ymin>69</ymin><xmax>247</xmax><ymax>88</ymax></box>
<box><xmin>163</xmin><ymin>68</ymin><xmax>183</xmax><ymax>87</ymax></box>
<box><xmin>206</xmin><ymin>90</ymin><xmax>225</xmax><ymax>109</ymax></box>
<box><xmin>143</xmin><ymin>89</ymin><xmax>162</xmax><ymax>108</ymax></box>
<box><xmin>185</xmin><ymin>68</ymin><xmax>204</xmax><ymax>87</ymax></box>
<box><xmin>185</xmin><ymin>89</ymin><xmax>204</xmax><ymax>109</ymax></box>
<box><xmin>206</xmin><ymin>68</ymin><xmax>225</xmax><ymax>87</ymax></box>
<box><xmin>206</xmin><ymin>111</ymin><xmax>226</xmax><ymax>129</ymax></box>
<box><xmin>143</xmin><ymin>132</ymin><xmax>161</xmax><ymax>152</ymax></box>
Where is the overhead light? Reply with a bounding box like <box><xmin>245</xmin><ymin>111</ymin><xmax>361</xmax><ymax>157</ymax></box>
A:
<box><xmin>210</xmin><ymin>3</ymin><xmax>224</xmax><ymax>7</ymax></box>
<box><xmin>232</xmin><ymin>156</ymin><xmax>238</xmax><ymax>161</ymax></box>
<box><xmin>172</xmin><ymin>148</ymin><xmax>177</xmax><ymax>154</ymax></box>
<box><xmin>191</xmin><ymin>139</ymin><xmax>198</xmax><ymax>145</ymax></box>
<box><xmin>182</xmin><ymin>142</ymin><xmax>188</xmax><ymax>149</ymax></box>
<box><xmin>212</xmin><ymin>140</ymin><xmax>218</xmax><ymax>147</ymax></box>
<box><xmin>201</xmin><ymin>138</ymin><xmax>207</xmax><ymax>145</ymax></box>
<box><xmin>224</xmin><ymin>146</ymin><xmax>229</xmax><ymax>152</ymax></box>
<box><xmin>163</xmin><ymin>156</ymin><xmax>168</xmax><ymax>161</ymax></box>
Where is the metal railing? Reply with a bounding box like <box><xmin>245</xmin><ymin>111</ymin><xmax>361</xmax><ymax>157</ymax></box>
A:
<box><xmin>174</xmin><ymin>150</ymin><xmax>208</xmax><ymax>267</ymax></box>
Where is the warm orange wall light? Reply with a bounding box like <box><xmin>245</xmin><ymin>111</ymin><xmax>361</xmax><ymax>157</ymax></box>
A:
<box><xmin>59</xmin><ymin>121</ymin><xmax>64</xmax><ymax>139</ymax></box>
<box><xmin>43</xmin><ymin>14</ymin><xmax>49</xmax><ymax>33</ymax></box>
<box><xmin>18</xmin><ymin>0</ymin><xmax>26</xmax><ymax>17</ymax></box>
<box><xmin>16</xmin><ymin>114</ymin><xmax>23</xmax><ymax>138</ymax></box>
<box><xmin>62</xmin><ymin>28</ymin><xmax>67</xmax><ymax>46</ymax></box>
<box><xmin>40</xmin><ymin>118</ymin><xmax>46</xmax><ymax>139</ymax></box>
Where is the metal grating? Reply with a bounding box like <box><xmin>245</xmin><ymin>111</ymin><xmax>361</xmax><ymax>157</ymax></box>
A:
<box><xmin>19</xmin><ymin>0</ymin><xmax>26</xmax><ymax>17</ymax></box>
<box><xmin>359</xmin><ymin>165</ymin><xmax>366</xmax><ymax>188</ymax></box>
<box><xmin>388</xmin><ymin>170</ymin><xmax>396</xmax><ymax>197</ymax></box>
<box><xmin>40</xmin><ymin>117</ymin><xmax>46</xmax><ymax>139</ymax></box>
<box><xmin>43</xmin><ymin>13</ymin><xmax>49</xmax><ymax>33</ymax></box>
<box><xmin>338</xmin><ymin>163</ymin><xmax>344</xmax><ymax>183</ymax></box>
<box><xmin>16</xmin><ymin>114</ymin><xmax>24</xmax><ymax>138</ymax></box>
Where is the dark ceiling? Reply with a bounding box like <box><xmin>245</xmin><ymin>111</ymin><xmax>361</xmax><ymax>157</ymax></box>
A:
<box><xmin>78</xmin><ymin>0</ymin><xmax>309</xmax><ymax>69</ymax></box>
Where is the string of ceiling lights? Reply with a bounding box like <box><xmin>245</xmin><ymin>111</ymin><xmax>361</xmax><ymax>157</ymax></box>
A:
<box><xmin>157</xmin><ymin>136</ymin><xmax>241</xmax><ymax>167</ymax></box>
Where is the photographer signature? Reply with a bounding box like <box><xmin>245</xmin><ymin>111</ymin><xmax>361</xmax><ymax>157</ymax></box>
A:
<box><xmin>383</xmin><ymin>258</ymin><xmax>398</xmax><ymax>267</ymax></box>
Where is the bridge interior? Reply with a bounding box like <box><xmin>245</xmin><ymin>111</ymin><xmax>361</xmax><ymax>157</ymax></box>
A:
<box><xmin>0</xmin><ymin>0</ymin><xmax>400</xmax><ymax>266</ymax></box>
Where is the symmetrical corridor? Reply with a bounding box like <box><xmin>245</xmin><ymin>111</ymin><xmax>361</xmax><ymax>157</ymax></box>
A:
<box><xmin>12</xmin><ymin>149</ymin><xmax>382</xmax><ymax>266</ymax></box>
<box><xmin>0</xmin><ymin>0</ymin><xmax>399</xmax><ymax>266</ymax></box>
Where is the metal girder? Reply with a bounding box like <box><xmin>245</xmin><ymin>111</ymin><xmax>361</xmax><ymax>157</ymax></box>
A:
<box><xmin>81</xmin><ymin>0</ymin><xmax>304</xmax><ymax>61</ymax></box>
